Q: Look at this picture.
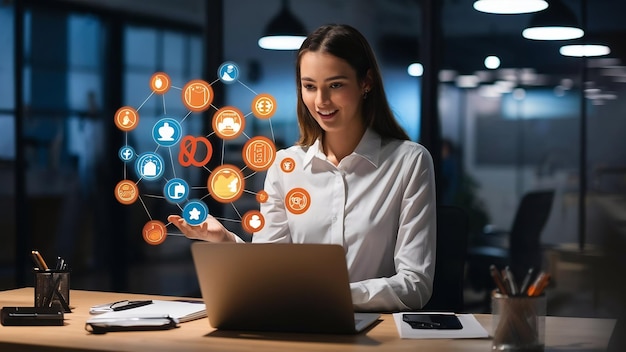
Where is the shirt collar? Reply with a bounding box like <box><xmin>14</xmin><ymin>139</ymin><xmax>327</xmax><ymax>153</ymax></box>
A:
<box><xmin>302</xmin><ymin>128</ymin><xmax>382</xmax><ymax>168</ymax></box>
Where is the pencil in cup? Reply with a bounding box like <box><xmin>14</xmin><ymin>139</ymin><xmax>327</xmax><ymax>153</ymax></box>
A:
<box><xmin>491</xmin><ymin>292</ymin><xmax>546</xmax><ymax>351</ymax></box>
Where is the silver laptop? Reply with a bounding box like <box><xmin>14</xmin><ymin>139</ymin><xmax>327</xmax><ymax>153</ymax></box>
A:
<box><xmin>191</xmin><ymin>242</ymin><xmax>380</xmax><ymax>334</ymax></box>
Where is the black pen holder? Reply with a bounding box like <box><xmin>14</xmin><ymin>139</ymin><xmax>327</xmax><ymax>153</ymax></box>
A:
<box><xmin>34</xmin><ymin>270</ymin><xmax>71</xmax><ymax>313</ymax></box>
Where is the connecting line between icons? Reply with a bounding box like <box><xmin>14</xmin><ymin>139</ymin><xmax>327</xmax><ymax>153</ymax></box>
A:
<box><xmin>123</xmin><ymin>133</ymin><xmax>129</xmax><ymax>180</ymax></box>
<box><xmin>166</xmin><ymin>232</ymin><xmax>186</xmax><ymax>237</ymax></box>
<box><xmin>230</xmin><ymin>203</ymin><xmax>243</xmax><ymax>219</ymax></box>
<box><xmin>220</xmin><ymin>140</ymin><xmax>225</xmax><ymax>165</ymax></box>
<box><xmin>136</xmin><ymin>91</ymin><xmax>154</xmax><ymax>111</ymax></box>
<box><xmin>268</xmin><ymin>120</ymin><xmax>276</xmax><ymax>143</ymax></box>
<box><xmin>180</xmin><ymin>111</ymin><xmax>192</xmax><ymax>124</ymax></box>
<box><xmin>161</xmin><ymin>94</ymin><xmax>167</xmax><ymax>115</ymax></box>
<box><xmin>213</xmin><ymin>216</ymin><xmax>242</xmax><ymax>224</ymax></box>
<box><xmin>138</xmin><ymin>195</ymin><xmax>152</xmax><ymax>221</ymax></box>
<box><xmin>237</xmin><ymin>80</ymin><xmax>258</xmax><ymax>96</ymax></box>
<box><xmin>199</xmin><ymin>193</ymin><xmax>212</xmax><ymax>202</ymax></box>
<box><xmin>243</xmin><ymin>170</ymin><xmax>255</xmax><ymax>179</ymax></box>
<box><xmin>168</xmin><ymin>148</ymin><xmax>176</xmax><ymax>179</ymax></box>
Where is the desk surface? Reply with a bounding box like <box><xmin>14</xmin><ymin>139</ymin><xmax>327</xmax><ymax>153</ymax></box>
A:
<box><xmin>0</xmin><ymin>288</ymin><xmax>615</xmax><ymax>352</ymax></box>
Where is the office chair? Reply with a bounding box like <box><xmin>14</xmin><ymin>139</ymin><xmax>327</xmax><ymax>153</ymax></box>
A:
<box><xmin>466</xmin><ymin>190</ymin><xmax>555</xmax><ymax>295</ymax></box>
<box><xmin>422</xmin><ymin>205</ymin><xmax>469</xmax><ymax>312</ymax></box>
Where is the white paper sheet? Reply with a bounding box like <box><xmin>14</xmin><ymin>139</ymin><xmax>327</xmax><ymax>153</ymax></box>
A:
<box><xmin>393</xmin><ymin>312</ymin><xmax>490</xmax><ymax>339</ymax></box>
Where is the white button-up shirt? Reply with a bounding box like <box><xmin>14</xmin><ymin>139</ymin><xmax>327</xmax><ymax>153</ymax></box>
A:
<box><xmin>241</xmin><ymin>128</ymin><xmax>436</xmax><ymax>312</ymax></box>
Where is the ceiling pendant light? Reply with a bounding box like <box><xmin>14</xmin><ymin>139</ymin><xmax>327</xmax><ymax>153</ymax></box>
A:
<box><xmin>559</xmin><ymin>44</ymin><xmax>611</xmax><ymax>57</ymax></box>
<box><xmin>522</xmin><ymin>0</ymin><xmax>583</xmax><ymax>40</ymax></box>
<box><xmin>258</xmin><ymin>0</ymin><xmax>307</xmax><ymax>51</ymax></box>
<box><xmin>473</xmin><ymin>0</ymin><xmax>548</xmax><ymax>14</ymax></box>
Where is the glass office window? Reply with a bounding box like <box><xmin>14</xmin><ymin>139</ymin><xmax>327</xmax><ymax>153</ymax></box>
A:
<box><xmin>0</xmin><ymin>8</ymin><xmax>16</xmax><ymax>281</ymax></box>
<box><xmin>68</xmin><ymin>15</ymin><xmax>102</xmax><ymax>69</ymax></box>
<box><xmin>188</xmin><ymin>36</ymin><xmax>202</xmax><ymax>80</ymax></box>
<box><xmin>163</xmin><ymin>31</ymin><xmax>185</xmax><ymax>75</ymax></box>
<box><xmin>67</xmin><ymin>71</ymin><xmax>101</xmax><ymax>111</ymax></box>
<box><xmin>0</xmin><ymin>116</ymin><xmax>15</xmax><ymax>160</ymax></box>
<box><xmin>125</xmin><ymin>26</ymin><xmax>157</xmax><ymax>69</ymax></box>
<box><xmin>0</xmin><ymin>7</ymin><xmax>14</xmax><ymax>111</ymax></box>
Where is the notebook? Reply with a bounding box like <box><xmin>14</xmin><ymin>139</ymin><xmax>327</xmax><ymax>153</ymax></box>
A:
<box><xmin>190</xmin><ymin>242</ymin><xmax>380</xmax><ymax>334</ymax></box>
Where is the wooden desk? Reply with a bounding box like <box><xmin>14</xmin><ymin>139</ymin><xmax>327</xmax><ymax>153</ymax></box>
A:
<box><xmin>0</xmin><ymin>288</ymin><xmax>615</xmax><ymax>352</ymax></box>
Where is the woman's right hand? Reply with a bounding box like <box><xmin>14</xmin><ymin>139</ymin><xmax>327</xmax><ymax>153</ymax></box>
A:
<box><xmin>167</xmin><ymin>214</ymin><xmax>236</xmax><ymax>242</ymax></box>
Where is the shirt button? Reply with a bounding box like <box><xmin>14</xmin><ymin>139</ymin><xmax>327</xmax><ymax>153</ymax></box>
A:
<box><xmin>332</xmin><ymin>216</ymin><xmax>337</xmax><ymax>222</ymax></box>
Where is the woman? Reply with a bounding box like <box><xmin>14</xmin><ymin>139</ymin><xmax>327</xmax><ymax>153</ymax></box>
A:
<box><xmin>169</xmin><ymin>24</ymin><xmax>436</xmax><ymax>312</ymax></box>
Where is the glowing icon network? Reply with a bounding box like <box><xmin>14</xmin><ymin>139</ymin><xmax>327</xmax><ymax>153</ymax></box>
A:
<box><xmin>115</xmin><ymin>64</ymin><xmax>283</xmax><ymax>245</ymax></box>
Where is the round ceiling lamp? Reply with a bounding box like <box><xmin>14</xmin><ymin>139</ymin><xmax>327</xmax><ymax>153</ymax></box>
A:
<box><xmin>473</xmin><ymin>0</ymin><xmax>548</xmax><ymax>14</ymax></box>
<box><xmin>559</xmin><ymin>44</ymin><xmax>611</xmax><ymax>57</ymax></box>
<box><xmin>258</xmin><ymin>0</ymin><xmax>307</xmax><ymax>50</ymax></box>
<box><xmin>522</xmin><ymin>0</ymin><xmax>583</xmax><ymax>40</ymax></box>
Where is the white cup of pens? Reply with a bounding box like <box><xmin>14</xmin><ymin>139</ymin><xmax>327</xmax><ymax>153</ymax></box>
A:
<box><xmin>490</xmin><ymin>265</ymin><xmax>550</xmax><ymax>352</ymax></box>
<box><xmin>31</xmin><ymin>250</ymin><xmax>72</xmax><ymax>313</ymax></box>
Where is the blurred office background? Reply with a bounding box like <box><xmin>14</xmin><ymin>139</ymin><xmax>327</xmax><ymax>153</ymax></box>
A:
<box><xmin>1</xmin><ymin>0</ymin><xmax>625</xmax><ymax>321</ymax></box>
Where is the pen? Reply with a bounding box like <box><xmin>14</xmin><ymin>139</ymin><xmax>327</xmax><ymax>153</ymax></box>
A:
<box><xmin>519</xmin><ymin>268</ymin><xmax>535</xmax><ymax>295</ymax></box>
<box><xmin>530</xmin><ymin>273</ymin><xmax>551</xmax><ymax>296</ymax></box>
<box><xmin>111</xmin><ymin>300</ymin><xmax>153</xmax><ymax>311</ymax></box>
<box><xmin>55</xmin><ymin>257</ymin><xmax>65</xmax><ymax>271</ymax></box>
<box><xmin>46</xmin><ymin>275</ymin><xmax>65</xmax><ymax>308</ymax></box>
<box><xmin>503</xmin><ymin>266</ymin><xmax>518</xmax><ymax>296</ymax></box>
<box><xmin>490</xmin><ymin>264</ymin><xmax>509</xmax><ymax>295</ymax></box>
<box><xmin>31</xmin><ymin>250</ymin><xmax>49</xmax><ymax>271</ymax></box>
<box><xmin>54</xmin><ymin>288</ymin><xmax>72</xmax><ymax>312</ymax></box>
<box><xmin>527</xmin><ymin>272</ymin><xmax>551</xmax><ymax>296</ymax></box>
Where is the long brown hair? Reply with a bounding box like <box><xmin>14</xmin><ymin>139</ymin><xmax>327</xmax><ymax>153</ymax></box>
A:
<box><xmin>295</xmin><ymin>24</ymin><xmax>410</xmax><ymax>146</ymax></box>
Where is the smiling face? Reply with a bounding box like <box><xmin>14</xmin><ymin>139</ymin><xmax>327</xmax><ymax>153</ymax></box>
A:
<box><xmin>299</xmin><ymin>51</ymin><xmax>370</xmax><ymax>137</ymax></box>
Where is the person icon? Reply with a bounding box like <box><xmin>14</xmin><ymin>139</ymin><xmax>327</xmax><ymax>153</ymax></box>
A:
<box><xmin>152</xmin><ymin>118</ymin><xmax>181</xmax><ymax>147</ymax></box>
<box><xmin>114</xmin><ymin>106</ymin><xmax>138</xmax><ymax>131</ymax></box>
<box><xmin>122</xmin><ymin>111</ymin><xmax>132</xmax><ymax>126</ymax></box>
<box><xmin>158</xmin><ymin>122</ymin><xmax>175</xmax><ymax>141</ymax></box>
